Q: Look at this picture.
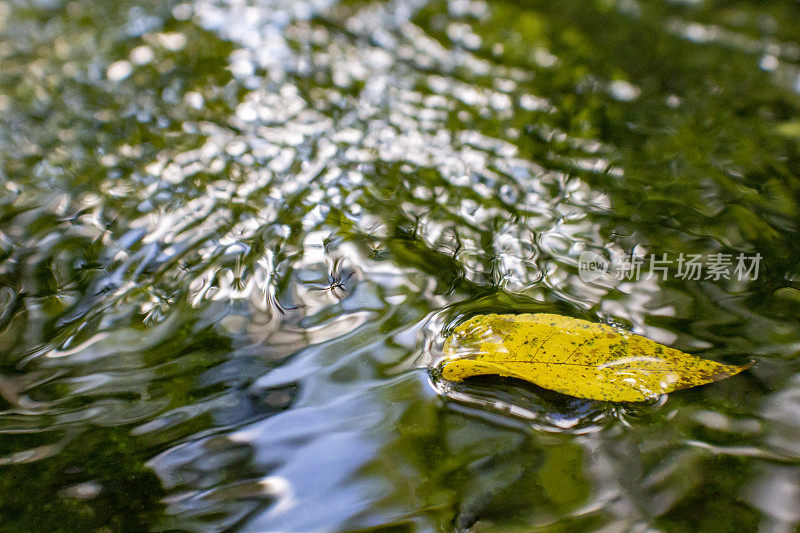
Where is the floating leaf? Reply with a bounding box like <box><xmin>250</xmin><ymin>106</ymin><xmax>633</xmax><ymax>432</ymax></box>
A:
<box><xmin>438</xmin><ymin>313</ymin><xmax>751</xmax><ymax>402</ymax></box>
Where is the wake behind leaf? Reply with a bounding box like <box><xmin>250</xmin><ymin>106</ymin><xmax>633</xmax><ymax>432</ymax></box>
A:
<box><xmin>438</xmin><ymin>313</ymin><xmax>751</xmax><ymax>402</ymax></box>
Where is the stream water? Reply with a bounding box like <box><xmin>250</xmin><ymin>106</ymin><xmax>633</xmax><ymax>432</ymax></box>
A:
<box><xmin>2</xmin><ymin>0</ymin><xmax>800</xmax><ymax>530</ymax></box>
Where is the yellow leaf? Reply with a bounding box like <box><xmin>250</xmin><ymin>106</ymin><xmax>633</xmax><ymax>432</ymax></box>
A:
<box><xmin>438</xmin><ymin>313</ymin><xmax>751</xmax><ymax>402</ymax></box>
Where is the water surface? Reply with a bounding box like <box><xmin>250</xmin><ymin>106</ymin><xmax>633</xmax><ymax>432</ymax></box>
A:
<box><xmin>1</xmin><ymin>0</ymin><xmax>800</xmax><ymax>530</ymax></box>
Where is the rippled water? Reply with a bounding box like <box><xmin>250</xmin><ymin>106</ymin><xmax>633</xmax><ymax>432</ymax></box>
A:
<box><xmin>2</xmin><ymin>0</ymin><xmax>800</xmax><ymax>530</ymax></box>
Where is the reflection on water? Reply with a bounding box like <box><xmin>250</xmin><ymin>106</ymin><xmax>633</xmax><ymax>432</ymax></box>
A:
<box><xmin>1</xmin><ymin>0</ymin><xmax>800</xmax><ymax>529</ymax></box>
